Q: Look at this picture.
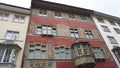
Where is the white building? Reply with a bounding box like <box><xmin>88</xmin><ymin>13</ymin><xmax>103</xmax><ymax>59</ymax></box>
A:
<box><xmin>0</xmin><ymin>3</ymin><xmax>30</xmax><ymax>68</ymax></box>
<box><xmin>92</xmin><ymin>12</ymin><xmax>120</xmax><ymax>68</ymax></box>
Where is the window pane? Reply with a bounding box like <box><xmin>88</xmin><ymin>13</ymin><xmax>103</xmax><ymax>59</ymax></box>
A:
<box><xmin>0</xmin><ymin>49</ymin><xmax>5</xmax><ymax>62</ymax></box>
<box><xmin>41</xmin><ymin>50</ymin><xmax>47</xmax><ymax>59</ymax></box>
<box><xmin>5</xmin><ymin>31</ymin><xmax>13</xmax><ymax>40</ymax></box>
<box><xmin>29</xmin><ymin>50</ymin><xmax>34</xmax><ymax>59</ymax></box>
<box><xmin>12</xmin><ymin>32</ymin><xmax>19</xmax><ymax>40</ymax></box>
<box><xmin>36</xmin><ymin>27</ymin><xmax>41</xmax><ymax>34</ymax></box>
<box><xmin>42</xmin><ymin>30</ymin><xmax>47</xmax><ymax>34</ymax></box>
<box><xmin>3</xmin><ymin>49</ymin><xmax>12</xmax><ymax>62</ymax></box>
<box><xmin>35</xmin><ymin>49</ymin><xmax>40</xmax><ymax>59</ymax></box>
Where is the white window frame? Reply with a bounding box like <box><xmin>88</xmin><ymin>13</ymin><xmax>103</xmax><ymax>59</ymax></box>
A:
<box><xmin>5</xmin><ymin>31</ymin><xmax>19</xmax><ymax>40</ymax></box>
<box><xmin>0</xmin><ymin>12</ymin><xmax>9</xmax><ymax>21</ymax></box>
<box><xmin>107</xmin><ymin>36</ymin><xmax>118</xmax><ymax>44</ymax></box>
<box><xmin>70</xmin><ymin>29</ymin><xmax>79</xmax><ymax>38</ymax></box>
<box><xmin>101</xmin><ymin>25</ymin><xmax>110</xmax><ymax>32</ymax></box>
<box><xmin>0</xmin><ymin>49</ymin><xmax>17</xmax><ymax>63</ymax></box>
<box><xmin>13</xmin><ymin>15</ymin><xmax>25</xmax><ymax>23</ymax></box>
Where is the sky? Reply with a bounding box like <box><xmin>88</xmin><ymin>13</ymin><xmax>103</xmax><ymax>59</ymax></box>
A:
<box><xmin>0</xmin><ymin>0</ymin><xmax>120</xmax><ymax>18</ymax></box>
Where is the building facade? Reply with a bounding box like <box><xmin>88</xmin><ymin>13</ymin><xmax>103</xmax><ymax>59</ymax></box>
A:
<box><xmin>92</xmin><ymin>12</ymin><xmax>120</xmax><ymax>68</ymax></box>
<box><xmin>0</xmin><ymin>3</ymin><xmax>30</xmax><ymax>68</ymax></box>
<box><xmin>23</xmin><ymin>0</ymin><xmax>117</xmax><ymax>68</ymax></box>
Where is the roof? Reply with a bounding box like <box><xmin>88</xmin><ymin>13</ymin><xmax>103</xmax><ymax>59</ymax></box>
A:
<box><xmin>32</xmin><ymin>0</ymin><xmax>93</xmax><ymax>16</ymax></box>
<box><xmin>0</xmin><ymin>3</ymin><xmax>30</xmax><ymax>15</ymax></box>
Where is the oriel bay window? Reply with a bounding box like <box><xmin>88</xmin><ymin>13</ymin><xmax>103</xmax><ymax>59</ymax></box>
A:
<box><xmin>91</xmin><ymin>47</ymin><xmax>106</xmax><ymax>61</ymax></box>
<box><xmin>28</xmin><ymin>44</ymin><xmax>47</xmax><ymax>59</ymax></box>
<box><xmin>36</xmin><ymin>25</ymin><xmax>57</xmax><ymax>36</ymax></box>
<box><xmin>0</xmin><ymin>48</ymin><xmax>17</xmax><ymax>63</ymax></box>
<box><xmin>112</xmin><ymin>47</ymin><xmax>120</xmax><ymax>63</ymax></box>
<box><xmin>54</xmin><ymin>46</ymin><xmax>71</xmax><ymax>59</ymax></box>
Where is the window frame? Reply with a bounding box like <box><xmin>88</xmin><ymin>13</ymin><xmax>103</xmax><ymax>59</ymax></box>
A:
<box><xmin>39</xmin><ymin>9</ymin><xmax>47</xmax><ymax>16</ymax></box>
<box><xmin>107</xmin><ymin>36</ymin><xmax>118</xmax><ymax>44</ymax></box>
<box><xmin>5</xmin><ymin>31</ymin><xmax>19</xmax><ymax>40</ymax></box>
<box><xmin>80</xmin><ymin>15</ymin><xmax>87</xmax><ymax>22</ymax></box>
<box><xmin>70</xmin><ymin>29</ymin><xmax>80</xmax><ymax>38</ymax></box>
<box><xmin>114</xmin><ymin>28</ymin><xmax>120</xmax><ymax>34</ymax></box>
<box><xmin>35</xmin><ymin>25</ymin><xmax>57</xmax><ymax>36</ymax></box>
<box><xmin>54</xmin><ymin>12</ymin><xmax>62</xmax><ymax>19</ymax></box>
<box><xmin>85</xmin><ymin>30</ymin><xmax>94</xmax><ymax>39</ymax></box>
<box><xmin>69</xmin><ymin>14</ymin><xmax>75</xmax><ymax>21</ymax></box>
<box><xmin>0</xmin><ymin>12</ymin><xmax>9</xmax><ymax>21</ymax></box>
<box><xmin>13</xmin><ymin>15</ymin><xmax>25</xmax><ymax>23</ymax></box>
<box><xmin>101</xmin><ymin>25</ymin><xmax>110</xmax><ymax>32</ymax></box>
<box><xmin>97</xmin><ymin>17</ymin><xmax>104</xmax><ymax>23</ymax></box>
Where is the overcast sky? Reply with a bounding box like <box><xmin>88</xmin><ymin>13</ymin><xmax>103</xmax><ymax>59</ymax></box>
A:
<box><xmin>0</xmin><ymin>0</ymin><xmax>120</xmax><ymax>18</ymax></box>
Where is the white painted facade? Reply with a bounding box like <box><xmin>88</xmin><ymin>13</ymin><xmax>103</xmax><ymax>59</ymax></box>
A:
<box><xmin>92</xmin><ymin>15</ymin><xmax>120</xmax><ymax>68</ymax></box>
<box><xmin>0</xmin><ymin>3</ymin><xmax>30</xmax><ymax>68</ymax></box>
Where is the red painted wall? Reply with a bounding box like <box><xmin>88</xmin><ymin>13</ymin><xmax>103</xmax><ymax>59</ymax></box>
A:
<box><xmin>56</xmin><ymin>62</ymin><xmax>75</xmax><ymax>68</ymax></box>
<box><xmin>95</xmin><ymin>61</ymin><xmax>117</xmax><ymax>68</ymax></box>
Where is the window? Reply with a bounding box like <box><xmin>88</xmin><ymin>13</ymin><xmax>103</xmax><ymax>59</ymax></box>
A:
<box><xmin>13</xmin><ymin>15</ymin><xmax>25</xmax><ymax>23</ymax></box>
<box><xmin>101</xmin><ymin>25</ymin><xmax>110</xmax><ymax>32</ymax></box>
<box><xmin>70</xmin><ymin>29</ymin><xmax>79</xmax><ymax>38</ymax></box>
<box><xmin>109</xmin><ymin>20</ymin><xmax>116</xmax><ymax>25</ymax></box>
<box><xmin>36</xmin><ymin>26</ymin><xmax>57</xmax><ymax>36</ymax></box>
<box><xmin>69</xmin><ymin>14</ymin><xmax>75</xmax><ymax>20</ymax></box>
<box><xmin>117</xmin><ymin>22</ymin><xmax>120</xmax><ymax>26</ymax></box>
<box><xmin>80</xmin><ymin>16</ymin><xmax>87</xmax><ymax>22</ymax></box>
<box><xmin>5</xmin><ymin>31</ymin><xmax>19</xmax><ymax>40</ymax></box>
<box><xmin>39</xmin><ymin>9</ymin><xmax>47</xmax><ymax>16</ymax></box>
<box><xmin>28</xmin><ymin>44</ymin><xmax>47</xmax><ymax>59</ymax></box>
<box><xmin>97</xmin><ymin>17</ymin><xmax>104</xmax><ymax>23</ymax></box>
<box><xmin>114</xmin><ymin>28</ymin><xmax>120</xmax><ymax>34</ymax></box>
<box><xmin>0</xmin><ymin>48</ymin><xmax>17</xmax><ymax>63</ymax></box>
<box><xmin>92</xmin><ymin>47</ymin><xmax>106</xmax><ymax>60</ymax></box>
<box><xmin>85</xmin><ymin>30</ymin><xmax>94</xmax><ymax>39</ymax></box>
<box><xmin>107</xmin><ymin>36</ymin><xmax>118</xmax><ymax>44</ymax></box>
<box><xmin>54</xmin><ymin>12</ymin><xmax>62</xmax><ymax>19</ymax></box>
<box><xmin>76</xmin><ymin>43</ymin><xmax>89</xmax><ymax>56</ymax></box>
<box><xmin>112</xmin><ymin>47</ymin><xmax>120</xmax><ymax>63</ymax></box>
<box><xmin>0</xmin><ymin>12</ymin><xmax>9</xmax><ymax>21</ymax></box>
<box><xmin>54</xmin><ymin>46</ymin><xmax>71</xmax><ymax>59</ymax></box>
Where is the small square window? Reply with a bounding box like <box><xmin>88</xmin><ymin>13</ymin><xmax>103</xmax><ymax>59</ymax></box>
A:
<box><xmin>39</xmin><ymin>9</ymin><xmax>47</xmax><ymax>16</ymax></box>
<box><xmin>114</xmin><ymin>28</ymin><xmax>120</xmax><ymax>34</ymax></box>
<box><xmin>97</xmin><ymin>17</ymin><xmax>104</xmax><ymax>23</ymax></box>
<box><xmin>80</xmin><ymin>16</ymin><xmax>87</xmax><ymax>22</ymax></box>
<box><xmin>109</xmin><ymin>20</ymin><xmax>116</xmax><ymax>25</ymax></box>
<box><xmin>0</xmin><ymin>12</ymin><xmax>9</xmax><ymax>21</ymax></box>
<box><xmin>107</xmin><ymin>36</ymin><xmax>118</xmax><ymax>44</ymax></box>
<box><xmin>69</xmin><ymin>14</ymin><xmax>75</xmax><ymax>21</ymax></box>
<box><xmin>101</xmin><ymin>25</ymin><xmax>110</xmax><ymax>32</ymax></box>
<box><xmin>54</xmin><ymin>12</ymin><xmax>62</xmax><ymax>19</ymax></box>
<box><xmin>13</xmin><ymin>15</ymin><xmax>25</xmax><ymax>23</ymax></box>
<box><xmin>5</xmin><ymin>31</ymin><xmax>19</xmax><ymax>40</ymax></box>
